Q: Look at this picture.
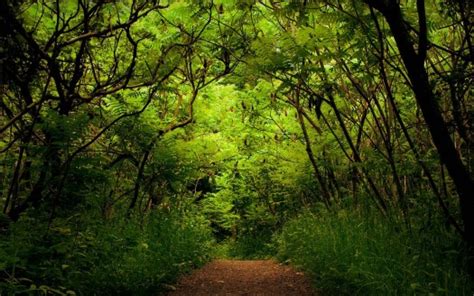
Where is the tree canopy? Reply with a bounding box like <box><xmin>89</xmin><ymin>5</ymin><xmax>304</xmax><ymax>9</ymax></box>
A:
<box><xmin>0</xmin><ymin>0</ymin><xmax>472</xmax><ymax>294</ymax></box>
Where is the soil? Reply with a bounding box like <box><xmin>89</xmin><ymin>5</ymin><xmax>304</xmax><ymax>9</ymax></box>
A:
<box><xmin>166</xmin><ymin>259</ymin><xmax>316</xmax><ymax>296</ymax></box>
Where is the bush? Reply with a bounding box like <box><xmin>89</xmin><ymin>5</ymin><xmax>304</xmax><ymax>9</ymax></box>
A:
<box><xmin>277</xmin><ymin>207</ymin><xmax>473</xmax><ymax>295</ymax></box>
<box><xmin>0</xmin><ymin>209</ymin><xmax>213</xmax><ymax>295</ymax></box>
<box><xmin>218</xmin><ymin>230</ymin><xmax>276</xmax><ymax>260</ymax></box>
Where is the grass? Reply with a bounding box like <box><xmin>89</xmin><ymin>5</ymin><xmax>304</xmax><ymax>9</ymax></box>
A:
<box><xmin>276</xmin><ymin>208</ymin><xmax>473</xmax><ymax>295</ymax></box>
<box><xmin>0</xmin><ymin>209</ymin><xmax>214</xmax><ymax>295</ymax></box>
<box><xmin>213</xmin><ymin>230</ymin><xmax>277</xmax><ymax>260</ymax></box>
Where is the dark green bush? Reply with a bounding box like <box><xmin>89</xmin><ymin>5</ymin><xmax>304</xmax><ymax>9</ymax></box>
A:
<box><xmin>220</xmin><ymin>230</ymin><xmax>276</xmax><ymax>260</ymax></box>
<box><xmin>277</xmin><ymin>207</ymin><xmax>473</xmax><ymax>295</ymax></box>
<box><xmin>0</xmin><ymin>209</ymin><xmax>213</xmax><ymax>295</ymax></box>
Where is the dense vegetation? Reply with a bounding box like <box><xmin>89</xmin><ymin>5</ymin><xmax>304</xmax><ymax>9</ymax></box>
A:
<box><xmin>0</xmin><ymin>0</ymin><xmax>472</xmax><ymax>294</ymax></box>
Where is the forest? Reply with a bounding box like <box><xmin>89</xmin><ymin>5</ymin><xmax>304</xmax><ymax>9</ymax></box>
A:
<box><xmin>0</xmin><ymin>0</ymin><xmax>472</xmax><ymax>295</ymax></box>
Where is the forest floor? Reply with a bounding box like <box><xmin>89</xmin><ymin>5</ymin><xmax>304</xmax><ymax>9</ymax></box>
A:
<box><xmin>166</xmin><ymin>259</ymin><xmax>315</xmax><ymax>296</ymax></box>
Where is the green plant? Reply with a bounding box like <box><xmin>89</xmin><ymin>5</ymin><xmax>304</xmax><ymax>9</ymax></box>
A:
<box><xmin>0</xmin><ymin>209</ymin><xmax>213</xmax><ymax>295</ymax></box>
<box><xmin>277</xmin><ymin>207</ymin><xmax>473</xmax><ymax>295</ymax></box>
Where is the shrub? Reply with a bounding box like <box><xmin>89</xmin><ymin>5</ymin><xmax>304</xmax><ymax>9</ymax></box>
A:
<box><xmin>0</xmin><ymin>209</ymin><xmax>213</xmax><ymax>295</ymax></box>
<box><xmin>219</xmin><ymin>230</ymin><xmax>276</xmax><ymax>260</ymax></box>
<box><xmin>277</xmin><ymin>207</ymin><xmax>473</xmax><ymax>295</ymax></box>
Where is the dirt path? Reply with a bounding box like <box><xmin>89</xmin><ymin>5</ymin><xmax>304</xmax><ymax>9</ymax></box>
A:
<box><xmin>166</xmin><ymin>259</ymin><xmax>315</xmax><ymax>296</ymax></box>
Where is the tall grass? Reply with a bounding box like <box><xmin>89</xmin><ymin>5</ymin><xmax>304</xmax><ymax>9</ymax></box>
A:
<box><xmin>215</xmin><ymin>231</ymin><xmax>277</xmax><ymax>259</ymax></box>
<box><xmin>277</xmin><ymin>208</ymin><xmax>473</xmax><ymax>295</ymax></box>
<box><xmin>0</xmin><ymin>209</ymin><xmax>213</xmax><ymax>295</ymax></box>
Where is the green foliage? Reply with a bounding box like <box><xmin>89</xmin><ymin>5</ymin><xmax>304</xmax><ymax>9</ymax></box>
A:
<box><xmin>277</xmin><ymin>207</ymin><xmax>473</xmax><ymax>295</ymax></box>
<box><xmin>1</xmin><ymin>0</ymin><xmax>472</xmax><ymax>294</ymax></box>
<box><xmin>0</xmin><ymin>209</ymin><xmax>213</xmax><ymax>295</ymax></box>
<box><xmin>224</xmin><ymin>232</ymin><xmax>277</xmax><ymax>260</ymax></box>
<box><xmin>76</xmin><ymin>210</ymin><xmax>213</xmax><ymax>295</ymax></box>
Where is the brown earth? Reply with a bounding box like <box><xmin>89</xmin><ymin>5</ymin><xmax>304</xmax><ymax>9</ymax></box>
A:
<box><xmin>166</xmin><ymin>259</ymin><xmax>315</xmax><ymax>296</ymax></box>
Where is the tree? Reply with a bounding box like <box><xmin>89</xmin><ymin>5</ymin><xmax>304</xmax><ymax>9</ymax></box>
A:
<box><xmin>0</xmin><ymin>0</ymin><xmax>246</xmax><ymax>221</ymax></box>
<box><xmin>364</xmin><ymin>0</ymin><xmax>474</xmax><ymax>245</ymax></box>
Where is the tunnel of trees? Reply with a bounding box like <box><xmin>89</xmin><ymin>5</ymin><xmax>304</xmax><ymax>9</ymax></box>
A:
<box><xmin>0</xmin><ymin>0</ymin><xmax>472</xmax><ymax>294</ymax></box>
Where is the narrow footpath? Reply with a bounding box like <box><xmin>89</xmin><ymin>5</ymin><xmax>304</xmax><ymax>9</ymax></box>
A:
<box><xmin>167</xmin><ymin>259</ymin><xmax>315</xmax><ymax>296</ymax></box>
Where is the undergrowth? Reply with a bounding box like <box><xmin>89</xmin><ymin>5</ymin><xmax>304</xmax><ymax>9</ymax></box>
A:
<box><xmin>214</xmin><ymin>231</ymin><xmax>276</xmax><ymax>260</ymax></box>
<box><xmin>0</xmin><ymin>209</ymin><xmax>213</xmax><ymax>295</ymax></box>
<box><xmin>277</xmin><ymin>207</ymin><xmax>473</xmax><ymax>295</ymax></box>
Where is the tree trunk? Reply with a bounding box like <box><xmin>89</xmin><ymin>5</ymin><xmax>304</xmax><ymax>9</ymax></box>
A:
<box><xmin>367</xmin><ymin>0</ymin><xmax>474</xmax><ymax>245</ymax></box>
